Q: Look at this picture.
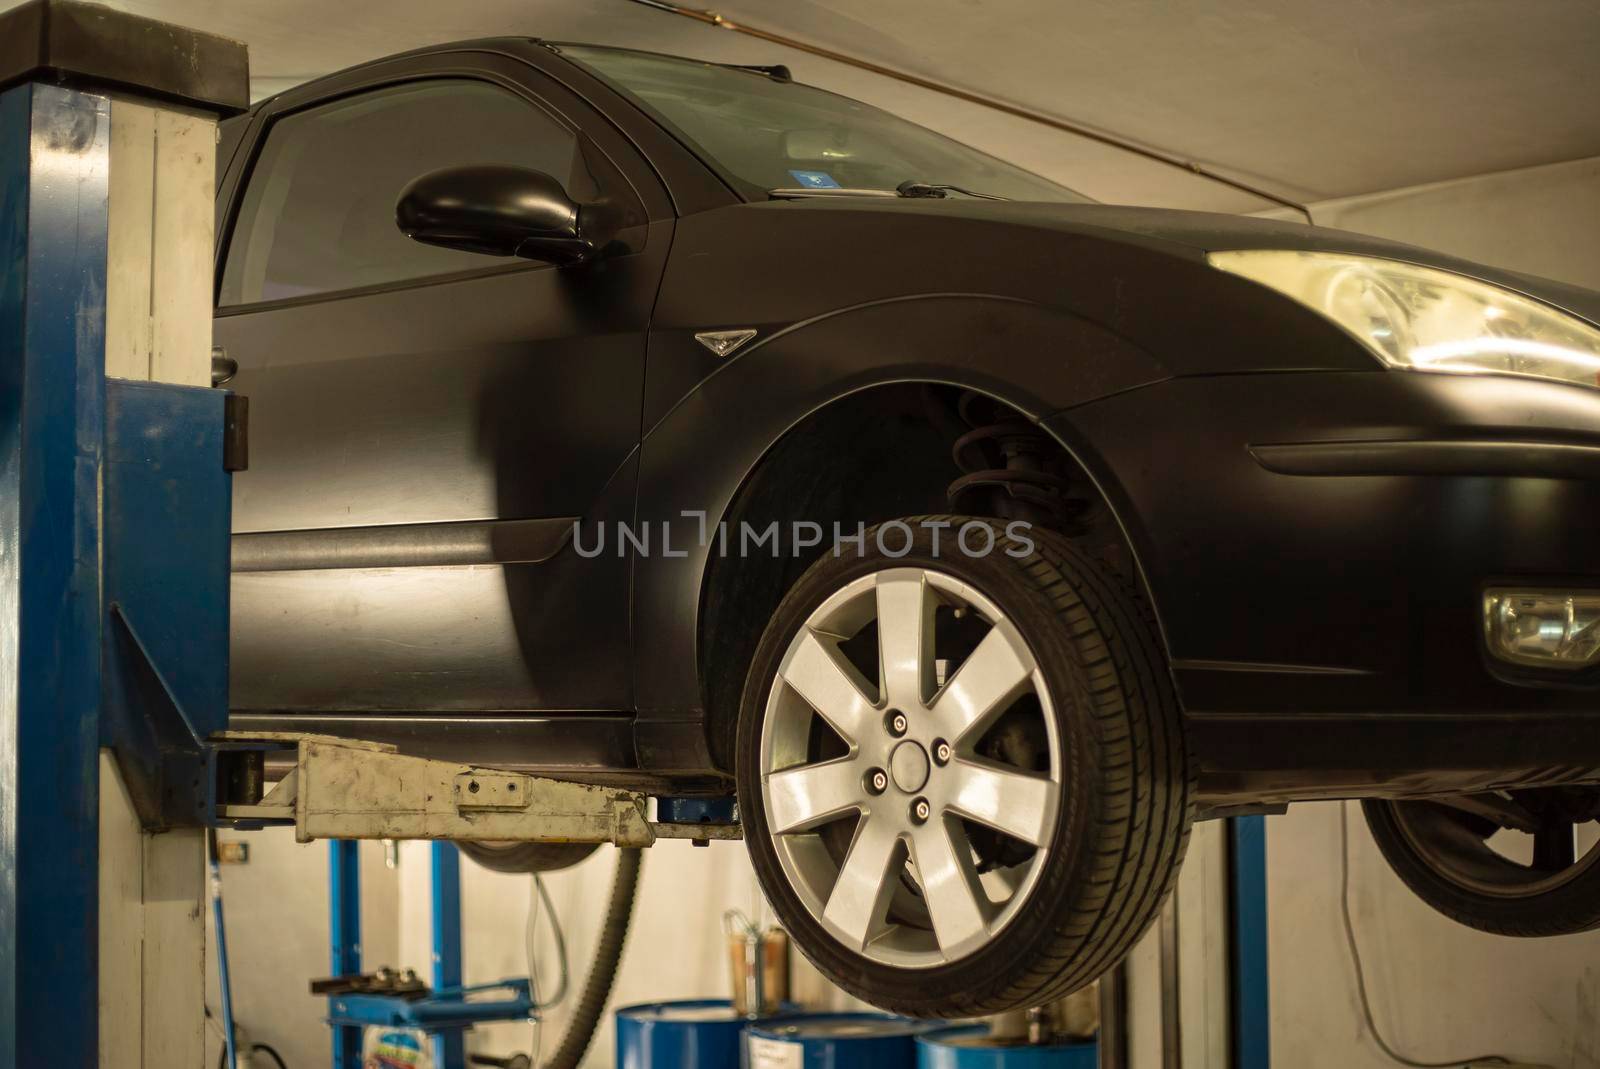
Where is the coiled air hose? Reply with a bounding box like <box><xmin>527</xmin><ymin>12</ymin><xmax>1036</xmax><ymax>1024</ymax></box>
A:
<box><xmin>541</xmin><ymin>847</ymin><xmax>643</xmax><ymax>1069</ymax></box>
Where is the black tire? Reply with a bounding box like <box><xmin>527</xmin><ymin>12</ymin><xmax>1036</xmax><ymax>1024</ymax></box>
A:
<box><xmin>1363</xmin><ymin>797</ymin><xmax>1600</xmax><ymax>936</ymax></box>
<box><xmin>736</xmin><ymin>517</ymin><xmax>1192</xmax><ymax>1016</ymax></box>
<box><xmin>457</xmin><ymin>840</ymin><xmax>599</xmax><ymax>874</ymax></box>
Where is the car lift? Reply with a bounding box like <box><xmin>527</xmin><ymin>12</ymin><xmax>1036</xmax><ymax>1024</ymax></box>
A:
<box><xmin>212</xmin><ymin>733</ymin><xmax>739</xmax><ymax>848</ymax></box>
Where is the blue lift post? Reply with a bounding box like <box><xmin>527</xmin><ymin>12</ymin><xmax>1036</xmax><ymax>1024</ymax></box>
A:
<box><xmin>0</xmin><ymin>4</ymin><xmax>246</xmax><ymax>1062</ymax></box>
<box><xmin>0</xmin><ymin>76</ymin><xmax>108</xmax><ymax>1069</ymax></box>
<box><xmin>0</xmin><ymin>3</ymin><xmax>248</xmax><ymax>1064</ymax></box>
<box><xmin>432</xmin><ymin>843</ymin><xmax>466</xmax><ymax>1069</ymax></box>
<box><xmin>1229</xmin><ymin>815</ymin><xmax>1271</xmax><ymax>1068</ymax></box>
<box><xmin>331</xmin><ymin>840</ymin><xmax>365</xmax><ymax>1069</ymax></box>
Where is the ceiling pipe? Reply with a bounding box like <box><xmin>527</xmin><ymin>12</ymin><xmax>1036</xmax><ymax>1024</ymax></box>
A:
<box><xmin>624</xmin><ymin>0</ymin><xmax>1316</xmax><ymax>223</ymax></box>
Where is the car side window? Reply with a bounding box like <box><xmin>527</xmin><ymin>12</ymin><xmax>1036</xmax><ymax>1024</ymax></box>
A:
<box><xmin>219</xmin><ymin>79</ymin><xmax>586</xmax><ymax>306</ymax></box>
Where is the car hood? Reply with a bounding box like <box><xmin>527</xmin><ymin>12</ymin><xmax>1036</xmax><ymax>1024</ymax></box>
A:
<box><xmin>769</xmin><ymin>198</ymin><xmax>1600</xmax><ymax>328</ymax></box>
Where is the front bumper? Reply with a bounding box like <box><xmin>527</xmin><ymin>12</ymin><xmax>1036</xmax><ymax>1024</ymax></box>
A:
<box><xmin>1044</xmin><ymin>369</ymin><xmax>1600</xmax><ymax>795</ymax></box>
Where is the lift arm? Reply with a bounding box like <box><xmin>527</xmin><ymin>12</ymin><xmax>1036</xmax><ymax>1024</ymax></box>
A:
<box><xmin>215</xmin><ymin>732</ymin><xmax>740</xmax><ymax>847</ymax></box>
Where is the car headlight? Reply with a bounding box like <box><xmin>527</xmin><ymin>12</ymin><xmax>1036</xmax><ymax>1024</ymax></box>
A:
<box><xmin>1209</xmin><ymin>250</ymin><xmax>1600</xmax><ymax>390</ymax></box>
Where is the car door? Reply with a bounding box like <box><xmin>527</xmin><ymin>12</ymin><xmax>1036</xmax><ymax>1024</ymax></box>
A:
<box><xmin>217</xmin><ymin>52</ymin><xmax>670</xmax><ymax>721</ymax></box>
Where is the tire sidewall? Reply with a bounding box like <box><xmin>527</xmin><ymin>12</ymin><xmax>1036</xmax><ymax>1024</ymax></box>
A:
<box><xmin>735</xmin><ymin>520</ymin><xmax>1107</xmax><ymax>1010</ymax></box>
<box><xmin>457</xmin><ymin>840</ymin><xmax>599</xmax><ymax>874</ymax></box>
<box><xmin>1363</xmin><ymin>798</ymin><xmax>1600</xmax><ymax>936</ymax></box>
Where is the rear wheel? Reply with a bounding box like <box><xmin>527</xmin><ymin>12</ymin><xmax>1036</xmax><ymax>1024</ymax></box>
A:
<box><xmin>457</xmin><ymin>841</ymin><xmax>598</xmax><ymax>874</ymax></box>
<box><xmin>1364</xmin><ymin>788</ymin><xmax>1600</xmax><ymax>936</ymax></box>
<box><xmin>736</xmin><ymin>517</ymin><xmax>1191</xmax><ymax>1016</ymax></box>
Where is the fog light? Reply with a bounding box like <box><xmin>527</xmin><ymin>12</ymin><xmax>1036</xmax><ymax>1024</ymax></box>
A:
<box><xmin>1484</xmin><ymin>590</ymin><xmax>1600</xmax><ymax>669</ymax></box>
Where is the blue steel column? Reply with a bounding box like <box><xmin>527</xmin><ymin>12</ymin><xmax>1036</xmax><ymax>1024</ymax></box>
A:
<box><xmin>329</xmin><ymin>840</ymin><xmax>363</xmax><ymax>1069</ymax></box>
<box><xmin>431</xmin><ymin>842</ymin><xmax>465</xmax><ymax>1069</ymax></box>
<box><xmin>0</xmin><ymin>82</ymin><xmax>109</xmax><ymax>1069</ymax></box>
<box><xmin>1229</xmin><ymin>815</ymin><xmax>1270</xmax><ymax>1068</ymax></box>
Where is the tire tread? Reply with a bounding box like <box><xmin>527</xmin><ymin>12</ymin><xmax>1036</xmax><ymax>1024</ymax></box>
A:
<box><xmin>739</xmin><ymin>516</ymin><xmax>1193</xmax><ymax>1016</ymax></box>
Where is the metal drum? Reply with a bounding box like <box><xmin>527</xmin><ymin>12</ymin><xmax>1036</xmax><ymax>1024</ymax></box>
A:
<box><xmin>744</xmin><ymin>1013</ymin><xmax>928</xmax><ymax>1069</ymax></box>
<box><xmin>616</xmin><ymin>999</ymin><xmax>787</xmax><ymax>1069</ymax></box>
<box><xmin>915</xmin><ymin>1025</ymin><xmax>1098</xmax><ymax>1069</ymax></box>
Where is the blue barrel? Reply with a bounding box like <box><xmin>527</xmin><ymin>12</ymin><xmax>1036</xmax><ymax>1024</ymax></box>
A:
<box><xmin>617</xmin><ymin>999</ymin><xmax>789</xmax><ymax>1069</ymax></box>
<box><xmin>744</xmin><ymin>1013</ymin><xmax>929</xmax><ymax>1069</ymax></box>
<box><xmin>915</xmin><ymin>1025</ymin><xmax>1097</xmax><ymax>1069</ymax></box>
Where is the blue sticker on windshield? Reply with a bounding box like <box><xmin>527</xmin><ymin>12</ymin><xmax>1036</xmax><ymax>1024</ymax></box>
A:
<box><xmin>788</xmin><ymin>170</ymin><xmax>841</xmax><ymax>189</ymax></box>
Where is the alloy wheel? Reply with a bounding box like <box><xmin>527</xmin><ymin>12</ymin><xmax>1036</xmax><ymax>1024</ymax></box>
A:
<box><xmin>759</xmin><ymin>567</ymin><xmax>1063</xmax><ymax>968</ymax></box>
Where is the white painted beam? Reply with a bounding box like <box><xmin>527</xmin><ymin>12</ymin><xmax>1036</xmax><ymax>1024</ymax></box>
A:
<box><xmin>99</xmin><ymin>92</ymin><xmax>218</xmax><ymax>1069</ymax></box>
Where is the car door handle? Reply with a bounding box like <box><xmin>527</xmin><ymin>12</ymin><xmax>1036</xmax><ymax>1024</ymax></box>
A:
<box><xmin>212</xmin><ymin>345</ymin><xmax>238</xmax><ymax>387</ymax></box>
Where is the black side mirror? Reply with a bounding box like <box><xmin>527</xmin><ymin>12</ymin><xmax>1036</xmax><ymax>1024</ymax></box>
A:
<box><xmin>396</xmin><ymin>165</ymin><xmax>602</xmax><ymax>266</ymax></box>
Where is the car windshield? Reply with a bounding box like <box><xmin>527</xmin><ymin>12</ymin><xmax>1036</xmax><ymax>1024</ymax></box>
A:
<box><xmin>559</xmin><ymin>45</ymin><xmax>1090</xmax><ymax>204</ymax></box>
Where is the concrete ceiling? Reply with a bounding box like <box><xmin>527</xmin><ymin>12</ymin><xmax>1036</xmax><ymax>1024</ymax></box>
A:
<box><xmin>16</xmin><ymin>0</ymin><xmax>1600</xmax><ymax>211</ymax></box>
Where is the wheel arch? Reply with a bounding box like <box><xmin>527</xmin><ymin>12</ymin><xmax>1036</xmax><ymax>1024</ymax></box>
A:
<box><xmin>696</xmin><ymin>380</ymin><xmax>1172</xmax><ymax>773</ymax></box>
<box><xmin>629</xmin><ymin>293</ymin><xmax>1173</xmax><ymax>775</ymax></box>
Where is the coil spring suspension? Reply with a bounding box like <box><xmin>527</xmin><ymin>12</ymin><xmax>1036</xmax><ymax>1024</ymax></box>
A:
<box><xmin>946</xmin><ymin>392</ymin><xmax>1085</xmax><ymax>530</ymax></box>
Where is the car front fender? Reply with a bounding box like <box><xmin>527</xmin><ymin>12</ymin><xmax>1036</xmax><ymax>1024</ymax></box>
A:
<box><xmin>627</xmin><ymin>291</ymin><xmax>1169</xmax><ymax>771</ymax></box>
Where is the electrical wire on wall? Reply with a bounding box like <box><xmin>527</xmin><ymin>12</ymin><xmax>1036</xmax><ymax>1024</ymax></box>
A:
<box><xmin>516</xmin><ymin>850</ymin><xmax>642</xmax><ymax>1069</ymax></box>
<box><xmin>525</xmin><ymin>871</ymin><xmax>572</xmax><ymax>1067</ymax></box>
<box><xmin>1338</xmin><ymin>803</ymin><xmax>1536</xmax><ymax>1069</ymax></box>
<box><xmin>526</xmin><ymin>874</ymin><xmax>543</xmax><ymax>1069</ymax></box>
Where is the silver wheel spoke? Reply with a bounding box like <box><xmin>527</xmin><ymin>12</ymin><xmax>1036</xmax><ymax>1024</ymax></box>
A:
<box><xmin>929</xmin><ymin>624</ymin><xmax>1034</xmax><ymax>743</ymax></box>
<box><xmin>910</xmin><ymin>819</ymin><xmax>990</xmax><ymax>955</ymax></box>
<box><xmin>823</xmin><ymin>814</ymin><xmax>902</xmax><ymax>950</ymax></box>
<box><xmin>947</xmin><ymin>760</ymin><xmax>1057</xmax><ymax>847</ymax></box>
<box><xmin>781</xmin><ymin>629</ymin><xmax>876</xmax><ymax>745</ymax></box>
<box><xmin>767</xmin><ymin>758</ymin><xmax>866</xmax><ymax>834</ymax></box>
<box><xmin>761</xmin><ymin>567</ymin><xmax>1062</xmax><ymax>969</ymax></box>
<box><xmin>876</xmin><ymin>573</ymin><xmax>936</xmax><ymax>707</ymax></box>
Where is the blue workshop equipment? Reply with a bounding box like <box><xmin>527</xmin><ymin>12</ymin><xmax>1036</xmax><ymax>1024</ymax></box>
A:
<box><xmin>656</xmin><ymin>798</ymin><xmax>738</xmax><ymax>826</ymax></box>
<box><xmin>0</xmin><ymin>76</ymin><xmax>109</xmax><ymax>1069</ymax></box>
<box><xmin>615</xmin><ymin>998</ymin><xmax>797</xmax><ymax>1069</ymax></box>
<box><xmin>744</xmin><ymin>1013</ymin><xmax>931</xmax><ymax>1069</ymax></box>
<box><xmin>328</xmin><ymin>840</ymin><xmax>364</xmax><ymax>1069</ymax></box>
<box><xmin>915</xmin><ymin>1025</ymin><xmax>1097</xmax><ymax>1069</ymax></box>
<box><xmin>1230</xmin><ymin>815</ymin><xmax>1270</xmax><ymax>1069</ymax></box>
<box><xmin>327</xmin><ymin>840</ymin><xmax>534</xmax><ymax>1069</ymax></box>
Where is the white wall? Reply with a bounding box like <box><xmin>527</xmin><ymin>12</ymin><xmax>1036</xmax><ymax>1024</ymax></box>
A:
<box><xmin>1273</xmin><ymin>154</ymin><xmax>1600</xmax><ymax>291</ymax></box>
<box><xmin>1270</xmin><ymin>804</ymin><xmax>1600</xmax><ymax>1067</ymax></box>
<box><xmin>205</xmin><ymin>832</ymin><xmax>400</xmax><ymax>1069</ymax></box>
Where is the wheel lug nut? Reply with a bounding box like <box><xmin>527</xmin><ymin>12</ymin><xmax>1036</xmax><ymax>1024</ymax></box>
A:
<box><xmin>886</xmin><ymin>711</ymin><xmax>908</xmax><ymax>737</ymax></box>
<box><xmin>910</xmin><ymin>798</ymin><xmax>931</xmax><ymax>824</ymax></box>
<box><xmin>933</xmin><ymin>739</ymin><xmax>951</xmax><ymax>765</ymax></box>
<box><xmin>865</xmin><ymin>768</ymin><xmax>889</xmax><ymax>796</ymax></box>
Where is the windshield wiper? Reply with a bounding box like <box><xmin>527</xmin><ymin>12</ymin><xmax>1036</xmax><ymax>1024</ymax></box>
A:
<box><xmin>766</xmin><ymin>182</ymin><xmax>1010</xmax><ymax>201</ymax></box>
<box><xmin>894</xmin><ymin>180</ymin><xmax>1008</xmax><ymax>201</ymax></box>
<box><xmin>715</xmin><ymin>62</ymin><xmax>793</xmax><ymax>82</ymax></box>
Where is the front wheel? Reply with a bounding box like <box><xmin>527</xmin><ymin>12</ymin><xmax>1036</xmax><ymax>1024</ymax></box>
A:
<box><xmin>736</xmin><ymin>517</ymin><xmax>1191</xmax><ymax>1017</ymax></box>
